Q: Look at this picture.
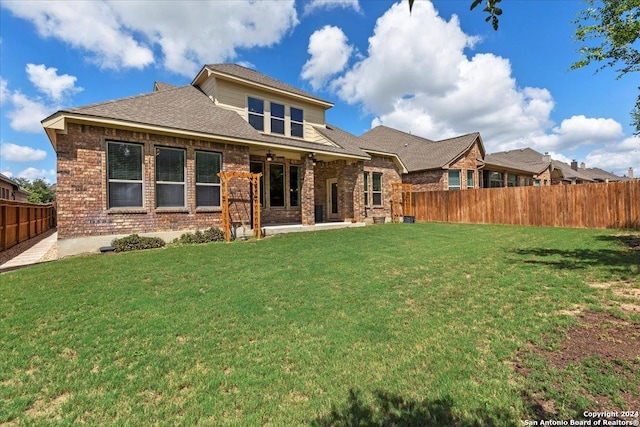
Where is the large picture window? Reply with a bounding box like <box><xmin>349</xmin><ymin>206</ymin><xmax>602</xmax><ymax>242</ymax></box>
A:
<box><xmin>269</xmin><ymin>163</ymin><xmax>285</xmax><ymax>207</ymax></box>
<box><xmin>290</xmin><ymin>165</ymin><xmax>301</xmax><ymax>207</ymax></box>
<box><xmin>248</xmin><ymin>97</ymin><xmax>264</xmax><ymax>131</ymax></box>
<box><xmin>372</xmin><ymin>172</ymin><xmax>382</xmax><ymax>206</ymax></box>
<box><xmin>107</xmin><ymin>141</ymin><xmax>143</xmax><ymax>208</ymax></box>
<box><xmin>271</xmin><ymin>102</ymin><xmax>285</xmax><ymax>135</ymax></box>
<box><xmin>485</xmin><ymin>171</ymin><xmax>503</xmax><ymax>188</ymax></box>
<box><xmin>290</xmin><ymin>107</ymin><xmax>304</xmax><ymax>138</ymax></box>
<box><xmin>155</xmin><ymin>147</ymin><xmax>185</xmax><ymax>208</ymax></box>
<box><xmin>195</xmin><ymin>151</ymin><xmax>221</xmax><ymax>208</ymax></box>
<box><xmin>448</xmin><ymin>170</ymin><xmax>461</xmax><ymax>190</ymax></box>
<box><xmin>507</xmin><ymin>174</ymin><xmax>519</xmax><ymax>187</ymax></box>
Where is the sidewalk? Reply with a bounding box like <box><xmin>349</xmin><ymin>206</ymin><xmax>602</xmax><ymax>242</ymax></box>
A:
<box><xmin>0</xmin><ymin>232</ymin><xmax>58</xmax><ymax>271</ymax></box>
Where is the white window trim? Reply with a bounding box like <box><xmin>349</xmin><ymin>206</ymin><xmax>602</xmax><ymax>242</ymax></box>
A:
<box><xmin>248</xmin><ymin>96</ymin><xmax>265</xmax><ymax>131</ymax></box>
<box><xmin>270</xmin><ymin>102</ymin><xmax>285</xmax><ymax>135</ymax></box>
<box><xmin>448</xmin><ymin>169</ymin><xmax>461</xmax><ymax>190</ymax></box>
<box><xmin>290</xmin><ymin>106</ymin><xmax>304</xmax><ymax>138</ymax></box>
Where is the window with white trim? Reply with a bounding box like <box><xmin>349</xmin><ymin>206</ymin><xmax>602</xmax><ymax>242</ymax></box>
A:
<box><xmin>290</xmin><ymin>107</ymin><xmax>304</xmax><ymax>138</ymax></box>
<box><xmin>448</xmin><ymin>170</ymin><xmax>461</xmax><ymax>190</ymax></box>
<box><xmin>467</xmin><ymin>170</ymin><xmax>474</xmax><ymax>189</ymax></box>
<box><xmin>155</xmin><ymin>147</ymin><xmax>185</xmax><ymax>208</ymax></box>
<box><xmin>195</xmin><ymin>151</ymin><xmax>221</xmax><ymax>208</ymax></box>
<box><xmin>107</xmin><ymin>141</ymin><xmax>143</xmax><ymax>208</ymax></box>
<box><xmin>372</xmin><ymin>172</ymin><xmax>382</xmax><ymax>206</ymax></box>
<box><xmin>248</xmin><ymin>97</ymin><xmax>264</xmax><ymax>131</ymax></box>
<box><xmin>271</xmin><ymin>102</ymin><xmax>285</xmax><ymax>135</ymax></box>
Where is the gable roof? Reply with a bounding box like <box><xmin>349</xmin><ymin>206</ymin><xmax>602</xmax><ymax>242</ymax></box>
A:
<box><xmin>358</xmin><ymin>125</ymin><xmax>482</xmax><ymax>172</ymax></box>
<box><xmin>550</xmin><ymin>160</ymin><xmax>595</xmax><ymax>182</ymax></box>
<box><xmin>154</xmin><ymin>81</ymin><xmax>177</xmax><ymax>92</ymax></box>
<box><xmin>198</xmin><ymin>63</ymin><xmax>333</xmax><ymax>107</ymax></box>
<box><xmin>484</xmin><ymin>147</ymin><xmax>551</xmax><ymax>175</ymax></box>
<box><xmin>42</xmin><ymin>85</ymin><xmax>369</xmax><ymax>160</ymax></box>
<box><xmin>580</xmin><ymin>167</ymin><xmax>627</xmax><ymax>182</ymax></box>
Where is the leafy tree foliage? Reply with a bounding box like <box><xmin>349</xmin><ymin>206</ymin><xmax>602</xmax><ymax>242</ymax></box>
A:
<box><xmin>13</xmin><ymin>177</ymin><xmax>56</xmax><ymax>203</ymax></box>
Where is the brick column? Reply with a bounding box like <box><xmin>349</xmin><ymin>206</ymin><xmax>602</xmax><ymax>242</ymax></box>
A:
<box><xmin>301</xmin><ymin>155</ymin><xmax>315</xmax><ymax>225</ymax></box>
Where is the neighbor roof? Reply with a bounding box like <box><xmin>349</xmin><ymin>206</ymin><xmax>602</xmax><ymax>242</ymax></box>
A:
<box><xmin>484</xmin><ymin>148</ymin><xmax>551</xmax><ymax>175</ymax></box>
<box><xmin>358</xmin><ymin>125</ymin><xmax>482</xmax><ymax>172</ymax></box>
<box><xmin>201</xmin><ymin>63</ymin><xmax>333</xmax><ymax>107</ymax></box>
<box><xmin>580</xmin><ymin>167</ymin><xmax>627</xmax><ymax>182</ymax></box>
<box><xmin>551</xmin><ymin>160</ymin><xmax>594</xmax><ymax>182</ymax></box>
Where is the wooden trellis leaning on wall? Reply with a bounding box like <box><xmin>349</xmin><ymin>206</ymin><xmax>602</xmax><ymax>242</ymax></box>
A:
<box><xmin>217</xmin><ymin>171</ymin><xmax>262</xmax><ymax>242</ymax></box>
<box><xmin>391</xmin><ymin>183</ymin><xmax>413</xmax><ymax>222</ymax></box>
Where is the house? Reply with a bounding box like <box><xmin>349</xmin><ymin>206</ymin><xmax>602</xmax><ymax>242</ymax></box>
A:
<box><xmin>483</xmin><ymin>148</ymin><xmax>556</xmax><ymax>187</ymax></box>
<box><xmin>358</xmin><ymin>125</ymin><xmax>485</xmax><ymax>191</ymax></box>
<box><xmin>0</xmin><ymin>173</ymin><xmax>30</xmax><ymax>202</ymax></box>
<box><xmin>42</xmin><ymin>64</ymin><xmax>414</xmax><ymax>255</ymax></box>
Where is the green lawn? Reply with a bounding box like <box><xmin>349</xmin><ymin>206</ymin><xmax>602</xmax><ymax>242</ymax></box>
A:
<box><xmin>1</xmin><ymin>223</ymin><xmax>638</xmax><ymax>426</ymax></box>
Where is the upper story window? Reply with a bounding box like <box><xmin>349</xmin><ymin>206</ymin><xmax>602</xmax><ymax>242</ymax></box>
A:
<box><xmin>156</xmin><ymin>147</ymin><xmax>186</xmax><ymax>208</ymax></box>
<box><xmin>248</xmin><ymin>97</ymin><xmax>264</xmax><ymax>131</ymax></box>
<box><xmin>107</xmin><ymin>141</ymin><xmax>143</xmax><ymax>208</ymax></box>
<box><xmin>271</xmin><ymin>102</ymin><xmax>285</xmax><ymax>135</ymax></box>
<box><xmin>290</xmin><ymin>107</ymin><xmax>304</xmax><ymax>138</ymax></box>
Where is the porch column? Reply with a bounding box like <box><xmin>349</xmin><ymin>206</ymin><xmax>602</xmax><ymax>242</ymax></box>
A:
<box><xmin>301</xmin><ymin>155</ymin><xmax>315</xmax><ymax>225</ymax></box>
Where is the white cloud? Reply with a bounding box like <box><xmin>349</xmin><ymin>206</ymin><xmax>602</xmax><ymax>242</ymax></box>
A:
<box><xmin>26</xmin><ymin>64</ymin><xmax>83</xmax><ymax>101</ymax></box>
<box><xmin>524</xmin><ymin>116</ymin><xmax>624</xmax><ymax>152</ymax></box>
<box><xmin>584</xmin><ymin>136</ymin><xmax>640</xmax><ymax>176</ymax></box>
<box><xmin>17</xmin><ymin>167</ymin><xmax>56</xmax><ymax>183</ymax></box>
<box><xmin>2</xmin><ymin>0</ymin><xmax>154</xmax><ymax>71</ymax></box>
<box><xmin>1</xmin><ymin>143</ymin><xmax>47</xmax><ymax>162</ymax></box>
<box><xmin>304</xmin><ymin>0</ymin><xmax>361</xmax><ymax>15</ymax></box>
<box><xmin>0</xmin><ymin>76</ymin><xmax>8</xmax><ymax>106</ymax></box>
<box><xmin>301</xmin><ymin>26</ymin><xmax>353</xmax><ymax>90</ymax></box>
<box><xmin>6</xmin><ymin>92</ymin><xmax>54</xmax><ymax>133</ymax></box>
<box><xmin>3</xmin><ymin>1</ymin><xmax>299</xmax><ymax>76</ymax></box>
<box><xmin>1</xmin><ymin>170</ymin><xmax>13</xmax><ymax>178</ymax></box>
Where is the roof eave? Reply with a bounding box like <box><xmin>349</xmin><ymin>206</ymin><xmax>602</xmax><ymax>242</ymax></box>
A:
<box><xmin>363</xmin><ymin>149</ymin><xmax>408</xmax><ymax>174</ymax></box>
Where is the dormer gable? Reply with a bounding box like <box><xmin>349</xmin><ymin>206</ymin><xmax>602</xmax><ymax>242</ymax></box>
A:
<box><xmin>192</xmin><ymin>63</ymin><xmax>332</xmax><ymax>142</ymax></box>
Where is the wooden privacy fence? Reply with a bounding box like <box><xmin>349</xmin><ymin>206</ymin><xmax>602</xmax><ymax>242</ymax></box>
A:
<box><xmin>0</xmin><ymin>200</ymin><xmax>56</xmax><ymax>252</ymax></box>
<box><xmin>412</xmin><ymin>180</ymin><xmax>640</xmax><ymax>230</ymax></box>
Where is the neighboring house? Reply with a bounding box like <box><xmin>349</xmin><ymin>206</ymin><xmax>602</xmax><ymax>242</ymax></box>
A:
<box><xmin>43</xmin><ymin>63</ymin><xmax>412</xmax><ymax>254</ymax></box>
<box><xmin>0</xmin><ymin>173</ymin><xmax>30</xmax><ymax>202</ymax></box>
<box><xmin>483</xmin><ymin>148</ymin><xmax>556</xmax><ymax>187</ymax></box>
<box><xmin>568</xmin><ymin>161</ymin><xmax>628</xmax><ymax>183</ymax></box>
<box><xmin>358</xmin><ymin>126</ymin><xmax>486</xmax><ymax>191</ymax></box>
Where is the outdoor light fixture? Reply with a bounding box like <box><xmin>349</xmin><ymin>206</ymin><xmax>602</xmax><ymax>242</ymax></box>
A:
<box><xmin>309</xmin><ymin>152</ymin><xmax>317</xmax><ymax>165</ymax></box>
<box><xmin>266</xmin><ymin>151</ymin><xmax>275</xmax><ymax>162</ymax></box>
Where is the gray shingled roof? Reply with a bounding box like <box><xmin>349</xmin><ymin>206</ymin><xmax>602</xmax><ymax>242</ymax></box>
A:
<box><xmin>154</xmin><ymin>81</ymin><xmax>177</xmax><ymax>92</ymax></box>
<box><xmin>204</xmin><ymin>64</ymin><xmax>332</xmax><ymax>106</ymax></box>
<box><xmin>484</xmin><ymin>148</ymin><xmax>550</xmax><ymax>174</ymax></box>
<box><xmin>551</xmin><ymin>160</ymin><xmax>594</xmax><ymax>182</ymax></box>
<box><xmin>358</xmin><ymin>125</ymin><xmax>480</xmax><ymax>172</ymax></box>
<box><xmin>580</xmin><ymin>167</ymin><xmax>627</xmax><ymax>182</ymax></box>
<box><xmin>50</xmin><ymin>85</ymin><xmax>367</xmax><ymax>159</ymax></box>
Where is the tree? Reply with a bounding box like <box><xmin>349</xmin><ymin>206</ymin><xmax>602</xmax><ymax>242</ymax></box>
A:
<box><xmin>13</xmin><ymin>177</ymin><xmax>56</xmax><ymax>203</ymax></box>
<box><xmin>408</xmin><ymin>0</ymin><xmax>640</xmax><ymax>133</ymax></box>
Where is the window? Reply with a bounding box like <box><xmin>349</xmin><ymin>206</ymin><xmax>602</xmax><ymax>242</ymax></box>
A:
<box><xmin>289</xmin><ymin>165</ymin><xmax>301</xmax><ymax>207</ymax></box>
<box><xmin>290</xmin><ymin>107</ymin><xmax>304</xmax><ymax>138</ymax></box>
<box><xmin>269</xmin><ymin>163</ymin><xmax>285</xmax><ymax>207</ymax></box>
<box><xmin>250</xmin><ymin>161</ymin><xmax>264</xmax><ymax>206</ymax></box>
<box><xmin>248</xmin><ymin>97</ymin><xmax>264</xmax><ymax>131</ymax></box>
<box><xmin>467</xmin><ymin>170</ymin><xmax>474</xmax><ymax>189</ymax></box>
<box><xmin>534</xmin><ymin>179</ymin><xmax>541</xmax><ymax>187</ymax></box>
<box><xmin>271</xmin><ymin>102</ymin><xmax>285</xmax><ymax>135</ymax></box>
<box><xmin>507</xmin><ymin>174</ymin><xmax>518</xmax><ymax>187</ymax></box>
<box><xmin>363</xmin><ymin>172</ymin><xmax>370</xmax><ymax>206</ymax></box>
<box><xmin>107</xmin><ymin>141</ymin><xmax>143</xmax><ymax>208</ymax></box>
<box><xmin>448</xmin><ymin>170</ymin><xmax>461</xmax><ymax>190</ymax></box>
<box><xmin>155</xmin><ymin>147</ymin><xmax>185</xmax><ymax>208</ymax></box>
<box><xmin>372</xmin><ymin>172</ymin><xmax>382</xmax><ymax>206</ymax></box>
<box><xmin>195</xmin><ymin>151</ymin><xmax>221</xmax><ymax>208</ymax></box>
<box><xmin>484</xmin><ymin>171</ymin><xmax>503</xmax><ymax>188</ymax></box>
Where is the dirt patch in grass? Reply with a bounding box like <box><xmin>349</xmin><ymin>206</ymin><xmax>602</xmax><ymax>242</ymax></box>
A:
<box><xmin>617</xmin><ymin>234</ymin><xmax>640</xmax><ymax>250</ymax></box>
<box><xmin>517</xmin><ymin>310</ymin><xmax>640</xmax><ymax>418</ymax></box>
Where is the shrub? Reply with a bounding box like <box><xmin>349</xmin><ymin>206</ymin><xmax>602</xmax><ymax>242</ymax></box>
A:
<box><xmin>111</xmin><ymin>234</ymin><xmax>166</xmax><ymax>252</ymax></box>
<box><xmin>175</xmin><ymin>227</ymin><xmax>226</xmax><ymax>245</ymax></box>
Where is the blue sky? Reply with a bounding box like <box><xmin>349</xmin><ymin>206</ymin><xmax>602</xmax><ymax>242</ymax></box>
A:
<box><xmin>1</xmin><ymin>0</ymin><xmax>638</xmax><ymax>183</ymax></box>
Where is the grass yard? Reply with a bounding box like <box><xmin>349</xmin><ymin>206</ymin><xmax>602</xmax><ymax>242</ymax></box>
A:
<box><xmin>1</xmin><ymin>223</ymin><xmax>639</xmax><ymax>426</ymax></box>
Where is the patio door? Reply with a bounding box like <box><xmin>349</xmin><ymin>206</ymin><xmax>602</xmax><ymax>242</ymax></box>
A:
<box><xmin>327</xmin><ymin>178</ymin><xmax>338</xmax><ymax>220</ymax></box>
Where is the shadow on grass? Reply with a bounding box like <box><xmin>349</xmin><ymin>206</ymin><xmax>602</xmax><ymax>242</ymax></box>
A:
<box><xmin>311</xmin><ymin>389</ymin><xmax>514</xmax><ymax>427</ymax></box>
<box><xmin>512</xmin><ymin>246</ymin><xmax>639</xmax><ymax>276</ymax></box>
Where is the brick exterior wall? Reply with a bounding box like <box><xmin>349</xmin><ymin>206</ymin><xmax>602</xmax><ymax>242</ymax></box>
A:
<box><xmin>254</xmin><ymin>156</ymin><xmax>304</xmax><ymax>225</ymax></box>
<box><xmin>56</xmin><ymin>123</ymin><xmax>250</xmax><ymax>239</ymax></box>
<box><xmin>403</xmin><ymin>170</ymin><xmax>446</xmax><ymax>191</ymax></box>
<box><xmin>362</xmin><ymin>155</ymin><xmax>402</xmax><ymax>221</ymax></box>
<box><xmin>313</xmin><ymin>159</ymin><xmax>366</xmax><ymax>222</ymax></box>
